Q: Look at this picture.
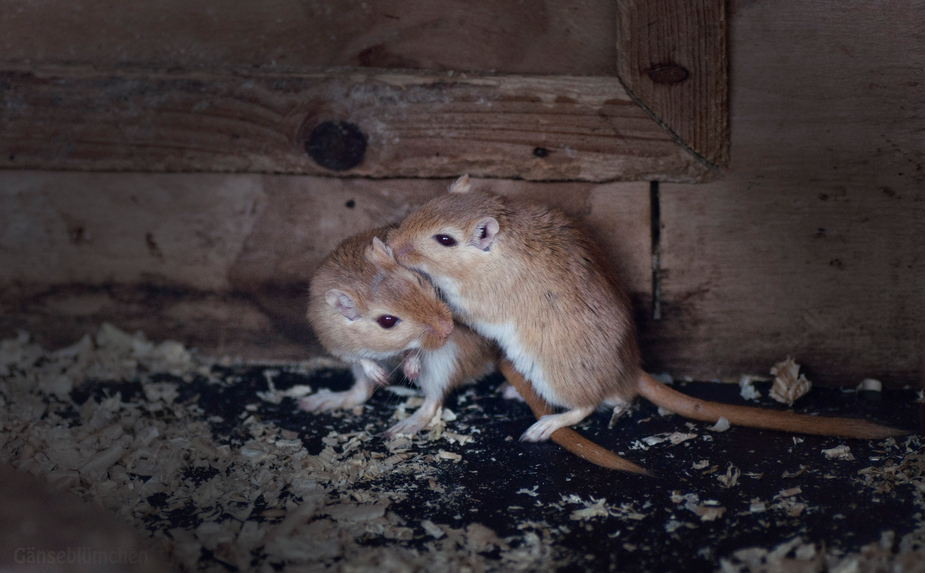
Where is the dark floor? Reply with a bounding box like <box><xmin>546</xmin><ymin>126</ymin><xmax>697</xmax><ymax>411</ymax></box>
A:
<box><xmin>191</xmin><ymin>364</ymin><xmax>922</xmax><ymax>572</ymax></box>
<box><xmin>5</xmin><ymin>344</ymin><xmax>923</xmax><ymax>573</ymax></box>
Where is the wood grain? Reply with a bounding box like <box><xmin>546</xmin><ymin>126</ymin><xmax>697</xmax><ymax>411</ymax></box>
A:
<box><xmin>640</xmin><ymin>0</ymin><xmax>925</xmax><ymax>387</ymax></box>
<box><xmin>0</xmin><ymin>0</ymin><xmax>617</xmax><ymax>76</ymax></box>
<box><xmin>617</xmin><ymin>0</ymin><xmax>729</xmax><ymax>167</ymax></box>
<box><xmin>0</xmin><ymin>66</ymin><xmax>712</xmax><ymax>182</ymax></box>
<box><xmin>0</xmin><ymin>170</ymin><xmax>650</xmax><ymax>362</ymax></box>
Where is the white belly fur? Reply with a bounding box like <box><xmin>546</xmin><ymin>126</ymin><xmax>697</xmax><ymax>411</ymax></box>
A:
<box><xmin>471</xmin><ymin>321</ymin><xmax>559</xmax><ymax>407</ymax></box>
<box><xmin>417</xmin><ymin>339</ymin><xmax>459</xmax><ymax>399</ymax></box>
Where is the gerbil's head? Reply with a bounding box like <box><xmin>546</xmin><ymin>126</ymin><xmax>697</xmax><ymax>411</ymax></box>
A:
<box><xmin>311</xmin><ymin>236</ymin><xmax>454</xmax><ymax>357</ymax></box>
<box><xmin>388</xmin><ymin>175</ymin><xmax>506</xmax><ymax>291</ymax></box>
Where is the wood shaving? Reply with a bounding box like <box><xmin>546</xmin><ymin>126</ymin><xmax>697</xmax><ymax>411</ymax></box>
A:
<box><xmin>634</xmin><ymin>431</ymin><xmax>698</xmax><ymax>450</ymax></box>
<box><xmin>738</xmin><ymin>375</ymin><xmax>766</xmax><ymax>401</ymax></box>
<box><xmin>717</xmin><ymin>463</ymin><xmax>741</xmax><ymax>488</ymax></box>
<box><xmin>856</xmin><ymin>378</ymin><xmax>882</xmax><ymax>392</ymax></box>
<box><xmin>2</xmin><ymin>325</ymin><xmax>921</xmax><ymax>572</ymax></box>
<box><xmin>822</xmin><ymin>445</ymin><xmax>855</xmax><ymax>460</ymax></box>
<box><xmin>564</xmin><ymin>496</ymin><xmax>646</xmax><ymax>522</ymax></box>
<box><xmin>671</xmin><ymin>492</ymin><xmax>726</xmax><ymax>522</ymax></box>
<box><xmin>719</xmin><ymin>537</ymin><xmax>822</xmax><ymax>573</ymax></box>
<box><xmin>769</xmin><ymin>357</ymin><xmax>812</xmax><ymax>405</ymax></box>
<box><xmin>437</xmin><ymin>450</ymin><xmax>462</xmax><ymax>462</ymax></box>
<box><xmin>0</xmin><ymin>325</ymin><xmax>553</xmax><ymax>573</ymax></box>
<box><xmin>696</xmin><ymin>505</ymin><xmax>727</xmax><ymax>522</ymax></box>
<box><xmin>607</xmin><ymin>399</ymin><xmax>634</xmax><ymax>428</ymax></box>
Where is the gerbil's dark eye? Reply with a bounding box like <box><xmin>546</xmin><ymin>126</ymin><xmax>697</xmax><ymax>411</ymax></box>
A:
<box><xmin>376</xmin><ymin>315</ymin><xmax>399</xmax><ymax>329</ymax></box>
<box><xmin>434</xmin><ymin>234</ymin><xmax>457</xmax><ymax>247</ymax></box>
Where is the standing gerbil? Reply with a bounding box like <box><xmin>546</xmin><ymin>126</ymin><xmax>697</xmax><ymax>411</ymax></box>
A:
<box><xmin>302</xmin><ymin>226</ymin><xmax>650</xmax><ymax>473</ymax></box>
<box><xmin>386</xmin><ymin>176</ymin><xmax>906</xmax><ymax>449</ymax></box>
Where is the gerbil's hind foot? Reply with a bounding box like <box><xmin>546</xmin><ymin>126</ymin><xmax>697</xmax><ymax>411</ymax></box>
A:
<box><xmin>520</xmin><ymin>406</ymin><xmax>596</xmax><ymax>442</ymax></box>
<box><xmin>297</xmin><ymin>390</ymin><xmax>365</xmax><ymax>413</ymax></box>
<box><xmin>297</xmin><ymin>386</ymin><xmax>371</xmax><ymax>412</ymax></box>
<box><xmin>297</xmin><ymin>376</ymin><xmax>375</xmax><ymax>413</ymax></box>
<box><xmin>383</xmin><ymin>398</ymin><xmax>442</xmax><ymax>438</ymax></box>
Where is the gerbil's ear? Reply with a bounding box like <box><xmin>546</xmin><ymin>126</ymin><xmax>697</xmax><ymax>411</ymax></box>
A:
<box><xmin>448</xmin><ymin>174</ymin><xmax>471</xmax><ymax>194</ymax></box>
<box><xmin>364</xmin><ymin>237</ymin><xmax>395</xmax><ymax>266</ymax></box>
<box><xmin>325</xmin><ymin>289</ymin><xmax>362</xmax><ymax>321</ymax></box>
<box><xmin>470</xmin><ymin>217</ymin><xmax>499</xmax><ymax>251</ymax></box>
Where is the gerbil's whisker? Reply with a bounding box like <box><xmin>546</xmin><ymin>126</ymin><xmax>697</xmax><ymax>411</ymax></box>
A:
<box><xmin>390</xmin><ymin>346</ymin><xmax>419</xmax><ymax>380</ymax></box>
<box><xmin>387</xmin><ymin>361</ymin><xmax>405</xmax><ymax>379</ymax></box>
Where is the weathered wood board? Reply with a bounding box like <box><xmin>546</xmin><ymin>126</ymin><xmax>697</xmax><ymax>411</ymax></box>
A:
<box><xmin>0</xmin><ymin>68</ymin><xmax>710</xmax><ymax>182</ymax></box>
<box><xmin>0</xmin><ymin>0</ymin><xmax>619</xmax><ymax>76</ymax></box>
<box><xmin>0</xmin><ymin>0</ymin><xmax>728</xmax><ymax>182</ymax></box>
<box><xmin>0</xmin><ymin>171</ymin><xmax>650</xmax><ymax>359</ymax></box>
<box><xmin>641</xmin><ymin>0</ymin><xmax>925</xmax><ymax>386</ymax></box>
<box><xmin>617</xmin><ymin>0</ymin><xmax>729</xmax><ymax>166</ymax></box>
<box><xmin>1</xmin><ymin>0</ymin><xmax>922</xmax><ymax>385</ymax></box>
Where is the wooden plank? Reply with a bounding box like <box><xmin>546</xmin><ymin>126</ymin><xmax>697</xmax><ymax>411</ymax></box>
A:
<box><xmin>646</xmin><ymin>182</ymin><xmax>925</xmax><ymax>387</ymax></box>
<box><xmin>0</xmin><ymin>66</ymin><xmax>711</xmax><ymax>182</ymax></box>
<box><xmin>0</xmin><ymin>0</ymin><xmax>618</xmax><ymax>77</ymax></box>
<box><xmin>640</xmin><ymin>0</ymin><xmax>925</xmax><ymax>387</ymax></box>
<box><xmin>0</xmin><ymin>170</ymin><xmax>650</xmax><ymax>361</ymax></box>
<box><xmin>616</xmin><ymin>0</ymin><xmax>729</xmax><ymax>167</ymax></box>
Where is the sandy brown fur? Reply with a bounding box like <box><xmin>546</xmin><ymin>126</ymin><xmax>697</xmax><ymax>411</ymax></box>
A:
<box><xmin>308</xmin><ymin>227</ymin><xmax>453</xmax><ymax>358</ymax></box>
<box><xmin>388</xmin><ymin>176</ymin><xmax>907</xmax><ymax>459</ymax></box>
<box><xmin>307</xmin><ymin>225</ymin><xmax>648</xmax><ymax>468</ymax></box>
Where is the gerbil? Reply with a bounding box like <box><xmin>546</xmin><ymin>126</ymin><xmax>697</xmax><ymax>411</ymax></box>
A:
<box><xmin>303</xmin><ymin>226</ymin><xmax>650</xmax><ymax>473</ymax></box>
<box><xmin>302</xmin><ymin>226</ymin><xmax>490</xmax><ymax>437</ymax></box>
<box><xmin>387</xmin><ymin>175</ymin><xmax>906</xmax><ymax>454</ymax></box>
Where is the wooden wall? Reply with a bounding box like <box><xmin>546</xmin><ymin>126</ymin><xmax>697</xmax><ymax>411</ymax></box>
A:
<box><xmin>1</xmin><ymin>1</ymin><xmax>922</xmax><ymax>386</ymax></box>
<box><xmin>647</xmin><ymin>1</ymin><xmax>924</xmax><ymax>385</ymax></box>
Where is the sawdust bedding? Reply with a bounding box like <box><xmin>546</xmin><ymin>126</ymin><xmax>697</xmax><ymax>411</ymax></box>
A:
<box><xmin>1</xmin><ymin>324</ymin><xmax>923</xmax><ymax>572</ymax></box>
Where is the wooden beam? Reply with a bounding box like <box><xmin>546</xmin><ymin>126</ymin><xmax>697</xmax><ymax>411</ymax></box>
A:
<box><xmin>0</xmin><ymin>66</ymin><xmax>713</xmax><ymax>182</ymax></box>
<box><xmin>617</xmin><ymin>0</ymin><xmax>729</xmax><ymax>167</ymax></box>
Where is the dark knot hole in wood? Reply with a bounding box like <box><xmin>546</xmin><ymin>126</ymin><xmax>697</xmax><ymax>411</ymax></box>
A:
<box><xmin>304</xmin><ymin>120</ymin><xmax>367</xmax><ymax>171</ymax></box>
<box><xmin>646</xmin><ymin>64</ymin><xmax>690</xmax><ymax>85</ymax></box>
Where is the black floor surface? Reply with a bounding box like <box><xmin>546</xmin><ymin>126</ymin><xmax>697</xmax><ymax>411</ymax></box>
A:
<box><xmin>157</xmin><ymin>364</ymin><xmax>923</xmax><ymax>573</ymax></box>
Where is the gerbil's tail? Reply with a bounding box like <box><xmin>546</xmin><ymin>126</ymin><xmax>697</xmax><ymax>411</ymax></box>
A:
<box><xmin>636</xmin><ymin>372</ymin><xmax>908</xmax><ymax>440</ymax></box>
<box><xmin>498</xmin><ymin>361</ymin><xmax>651</xmax><ymax>475</ymax></box>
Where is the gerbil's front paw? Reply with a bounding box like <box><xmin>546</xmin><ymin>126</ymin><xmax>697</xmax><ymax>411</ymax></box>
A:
<box><xmin>297</xmin><ymin>390</ymin><xmax>362</xmax><ymax>412</ymax></box>
<box><xmin>402</xmin><ymin>352</ymin><xmax>422</xmax><ymax>381</ymax></box>
<box><xmin>360</xmin><ymin>359</ymin><xmax>389</xmax><ymax>386</ymax></box>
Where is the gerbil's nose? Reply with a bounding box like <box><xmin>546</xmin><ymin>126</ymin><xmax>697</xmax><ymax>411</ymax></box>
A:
<box><xmin>434</xmin><ymin>315</ymin><xmax>454</xmax><ymax>340</ymax></box>
<box><xmin>391</xmin><ymin>240</ymin><xmax>412</xmax><ymax>262</ymax></box>
<box><xmin>421</xmin><ymin>316</ymin><xmax>454</xmax><ymax>350</ymax></box>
